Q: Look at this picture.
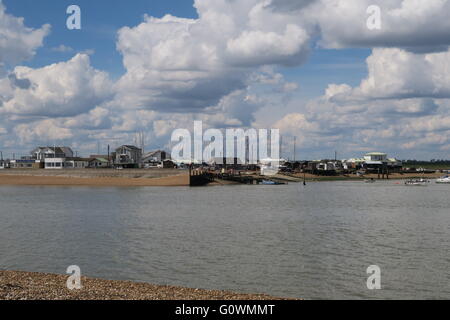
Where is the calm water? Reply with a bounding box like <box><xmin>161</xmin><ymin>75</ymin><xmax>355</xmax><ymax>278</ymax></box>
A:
<box><xmin>1</xmin><ymin>181</ymin><xmax>450</xmax><ymax>299</ymax></box>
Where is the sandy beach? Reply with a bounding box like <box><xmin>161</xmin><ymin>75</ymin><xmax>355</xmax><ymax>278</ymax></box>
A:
<box><xmin>0</xmin><ymin>271</ymin><xmax>283</xmax><ymax>300</ymax></box>
<box><xmin>0</xmin><ymin>169</ymin><xmax>444</xmax><ymax>187</ymax></box>
<box><xmin>0</xmin><ymin>169</ymin><xmax>189</xmax><ymax>187</ymax></box>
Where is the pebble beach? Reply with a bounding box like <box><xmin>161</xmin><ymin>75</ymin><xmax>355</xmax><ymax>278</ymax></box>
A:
<box><xmin>0</xmin><ymin>169</ymin><xmax>190</xmax><ymax>187</ymax></box>
<box><xmin>0</xmin><ymin>271</ymin><xmax>283</xmax><ymax>300</ymax></box>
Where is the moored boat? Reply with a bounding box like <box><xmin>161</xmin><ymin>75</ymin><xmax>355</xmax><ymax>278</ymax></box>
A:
<box><xmin>405</xmin><ymin>178</ymin><xmax>429</xmax><ymax>186</ymax></box>
<box><xmin>436</xmin><ymin>176</ymin><xmax>450</xmax><ymax>184</ymax></box>
<box><xmin>261</xmin><ymin>180</ymin><xmax>284</xmax><ymax>185</ymax></box>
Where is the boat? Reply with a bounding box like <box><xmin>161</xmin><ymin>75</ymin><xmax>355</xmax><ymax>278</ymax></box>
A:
<box><xmin>405</xmin><ymin>178</ymin><xmax>429</xmax><ymax>186</ymax></box>
<box><xmin>436</xmin><ymin>176</ymin><xmax>450</xmax><ymax>184</ymax></box>
<box><xmin>261</xmin><ymin>180</ymin><xmax>284</xmax><ymax>185</ymax></box>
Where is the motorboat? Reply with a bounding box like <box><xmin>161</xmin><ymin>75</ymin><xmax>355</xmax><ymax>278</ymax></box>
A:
<box><xmin>436</xmin><ymin>176</ymin><xmax>450</xmax><ymax>184</ymax></box>
<box><xmin>405</xmin><ymin>178</ymin><xmax>429</xmax><ymax>186</ymax></box>
<box><xmin>261</xmin><ymin>180</ymin><xmax>284</xmax><ymax>185</ymax></box>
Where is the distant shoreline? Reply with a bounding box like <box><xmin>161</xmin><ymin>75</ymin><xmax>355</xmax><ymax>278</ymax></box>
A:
<box><xmin>0</xmin><ymin>270</ymin><xmax>284</xmax><ymax>300</ymax></box>
<box><xmin>0</xmin><ymin>169</ymin><xmax>189</xmax><ymax>187</ymax></box>
<box><xmin>290</xmin><ymin>172</ymin><xmax>444</xmax><ymax>182</ymax></box>
<box><xmin>0</xmin><ymin>169</ymin><xmax>445</xmax><ymax>187</ymax></box>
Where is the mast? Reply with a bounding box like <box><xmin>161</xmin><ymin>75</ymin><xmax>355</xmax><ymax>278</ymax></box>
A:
<box><xmin>293</xmin><ymin>136</ymin><xmax>296</xmax><ymax>162</ymax></box>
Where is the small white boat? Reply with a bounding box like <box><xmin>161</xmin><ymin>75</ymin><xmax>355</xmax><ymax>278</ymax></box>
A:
<box><xmin>405</xmin><ymin>178</ymin><xmax>429</xmax><ymax>186</ymax></box>
<box><xmin>261</xmin><ymin>180</ymin><xmax>284</xmax><ymax>185</ymax></box>
<box><xmin>436</xmin><ymin>176</ymin><xmax>450</xmax><ymax>184</ymax></box>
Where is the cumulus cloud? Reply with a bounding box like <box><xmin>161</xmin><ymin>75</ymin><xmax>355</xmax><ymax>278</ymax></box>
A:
<box><xmin>0</xmin><ymin>1</ymin><xmax>50</xmax><ymax>66</ymax></box>
<box><xmin>0</xmin><ymin>54</ymin><xmax>113</xmax><ymax>117</ymax></box>
<box><xmin>50</xmin><ymin>45</ymin><xmax>74</xmax><ymax>53</ymax></box>
<box><xmin>268</xmin><ymin>0</ymin><xmax>317</xmax><ymax>12</ymax></box>
<box><xmin>114</xmin><ymin>0</ymin><xmax>311</xmax><ymax>114</ymax></box>
<box><xmin>14</xmin><ymin>119</ymin><xmax>74</xmax><ymax>144</ymax></box>
<box><xmin>327</xmin><ymin>48</ymin><xmax>450</xmax><ymax>102</ymax></box>
<box><xmin>272</xmin><ymin>92</ymin><xmax>450</xmax><ymax>159</ymax></box>
<box><xmin>312</xmin><ymin>0</ymin><xmax>450</xmax><ymax>53</ymax></box>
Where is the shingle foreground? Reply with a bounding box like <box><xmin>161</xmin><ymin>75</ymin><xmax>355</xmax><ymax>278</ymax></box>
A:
<box><xmin>0</xmin><ymin>271</ymin><xmax>286</xmax><ymax>300</ymax></box>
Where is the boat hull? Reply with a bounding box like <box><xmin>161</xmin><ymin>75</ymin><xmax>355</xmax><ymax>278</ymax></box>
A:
<box><xmin>436</xmin><ymin>176</ymin><xmax>450</xmax><ymax>184</ymax></box>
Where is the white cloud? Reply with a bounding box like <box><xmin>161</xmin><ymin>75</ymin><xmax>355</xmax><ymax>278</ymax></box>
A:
<box><xmin>14</xmin><ymin>119</ymin><xmax>74</xmax><ymax>144</ymax></box>
<box><xmin>270</xmin><ymin>93</ymin><xmax>450</xmax><ymax>159</ymax></box>
<box><xmin>114</xmin><ymin>0</ymin><xmax>311</xmax><ymax>113</ymax></box>
<box><xmin>327</xmin><ymin>48</ymin><xmax>450</xmax><ymax>102</ymax></box>
<box><xmin>312</xmin><ymin>0</ymin><xmax>450</xmax><ymax>53</ymax></box>
<box><xmin>226</xmin><ymin>24</ymin><xmax>309</xmax><ymax>67</ymax></box>
<box><xmin>0</xmin><ymin>54</ymin><xmax>113</xmax><ymax>117</ymax></box>
<box><xmin>0</xmin><ymin>1</ymin><xmax>50</xmax><ymax>66</ymax></box>
<box><xmin>50</xmin><ymin>45</ymin><xmax>74</xmax><ymax>53</ymax></box>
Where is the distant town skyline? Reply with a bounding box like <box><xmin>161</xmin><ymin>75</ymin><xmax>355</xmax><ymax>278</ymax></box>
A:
<box><xmin>1</xmin><ymin>0</ymin><xmax>450</xmax><ymax>160</ymax></box>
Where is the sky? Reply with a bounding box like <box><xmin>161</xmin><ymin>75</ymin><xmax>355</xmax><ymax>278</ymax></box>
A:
<box><xmin>1</xmin><ymin>0</ymin><xmax>450</xmax><ymax>160</ymax></box>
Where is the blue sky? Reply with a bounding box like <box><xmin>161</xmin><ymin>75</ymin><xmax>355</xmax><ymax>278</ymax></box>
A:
<box><xmin>1</xmin><ymin>0</ymin><xmax>450</xmax><ymax>160</ymax></box>
<box><xmin>4</xmin><ymin>0</ymin><xmax>199</xmax><ymax>77</ymax></box>
<box><xmin>4</xmin><ymin>0</ymin><xmax>369</xmax><ymax>94</ymax></box>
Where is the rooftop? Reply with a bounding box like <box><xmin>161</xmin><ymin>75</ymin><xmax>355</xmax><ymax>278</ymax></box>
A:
<box><xmin>365</xmin><ymin>152</ymin><xmax>387</xmax><ymax>156</ymax></box>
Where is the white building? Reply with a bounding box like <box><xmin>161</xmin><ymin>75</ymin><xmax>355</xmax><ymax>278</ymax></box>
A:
<box><xmin>44</xmin><ymin>157</ymin><xmax>89</xmax><ymax>169</ymax></box>
<box><xmin>344</xmin><ymin>152</ymin><xmax>402</xmax><ymax>172</ymax></box>
<box><xmin>364</xmin><ymin>152</ymin><xmax>388</xmax><ymax>163</ymax></box>
<box><xmin>45</xmin><ymin>158</ymin><xmax>66</xmax><ymax>169</ymax></box>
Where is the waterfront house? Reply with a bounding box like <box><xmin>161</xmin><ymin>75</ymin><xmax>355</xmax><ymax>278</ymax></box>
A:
<box><xmin>343</xmin><ymin>158</ymin><xmax>365</xmax><ymax>170</ymax></box>
<box><xmin>44</xmin><ymin>157</ymin><xmax>66</xmax><ymax>169</ymax></box>
<box><xmin>66</xmin><ymin>158</ymin><xmax>90</xmax><ymax>169</ymax></box>
<box><xmin>44</xmin><ymin>157</ymin><xmax>90</xmax><ymax>169</ymax></box>
<box><xmin>88</xmin><ymin>157</ymin><xmax>109</xmax><ymax>168</ymax></box>
<box><xmin>142</xmin><ymin>150</ymin><xmax>168</xmax><ymax>163</ymax></box>
<box><xmin>343</xmin><ymin>152</ymin><xmax>402</xmax><ymax>173</ymax></box>
<box><xmin>362</xmin><ymin>152</ymin><xmax>402</xmax><ymax>173</ymax></box>
<box><xmin>142</xmin><ymin>150</ymin><xmax>169</xmax><ymax>168</ymax></box>
<box><xmin>115</xmin><ymin>145</ymin><xmax>142</xmax><ymax>168</ymax></box>
<box><xmin>305</xmin><ymin>160</ymin><xmax>343</xmax><ymax>175</ymax></box>
<box><xmin>10</xmin><ymin>158</ymin><xmax>43</xmax><ymax>169</ymax></box>
<box><xmin>31</xmin><ymin>146</ymin><xmax>74</xmax><ymax>169</ymax></box>
<box><xmin>31</xmin><ymin>147</ymin><xmax>74</xmax><ymax>160</ymax></box>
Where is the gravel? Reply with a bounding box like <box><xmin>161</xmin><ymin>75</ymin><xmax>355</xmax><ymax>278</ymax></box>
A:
<box><xmin>0</xmin><ymin>271</ymin><xmax>285</xmax><ymax>300</ymax></box>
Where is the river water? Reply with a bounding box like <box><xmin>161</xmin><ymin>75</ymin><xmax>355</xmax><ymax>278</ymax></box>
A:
<box><xmin>1</xmin><ymin>181</ymin><xmax>449</xmax><ymax>299</ymax></box>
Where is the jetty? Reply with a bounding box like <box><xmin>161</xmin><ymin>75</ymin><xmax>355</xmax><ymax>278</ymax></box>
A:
<box><xmin>189</xmin><ymin>167</ymin><xmax>289</xmax><ymax>186</ymax></box>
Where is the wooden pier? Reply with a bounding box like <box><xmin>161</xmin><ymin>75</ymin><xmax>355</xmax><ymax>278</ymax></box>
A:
<box><xmin>189</xmin><ymin>167</ymin><xmax>286</xmax><ymax>186</ymax></box>
<box><xmin>189</xmin><ymin>168</ymin><xmax>215</xmax><ymax>186</ymax></box>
